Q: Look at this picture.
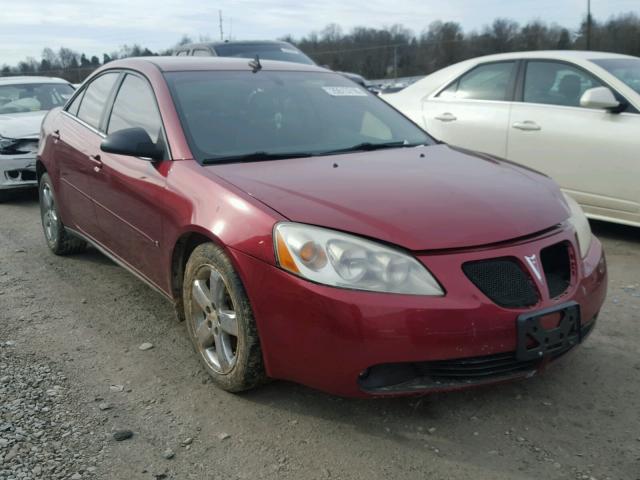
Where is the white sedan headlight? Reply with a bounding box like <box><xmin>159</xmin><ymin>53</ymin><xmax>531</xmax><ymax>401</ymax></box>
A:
<box><xmin>0</xmin><ymin>135</ymin><xmax>19</xmax><ymax>154</ymax></box>
<box><xmin>563</xmin><ymin>193</ymin><xmax>592</xmax><ymax>258</ymax></box>
<box><xmin>274</xmin><ymin>222</ymin><xmax>444</xmax><ymax>295</ymax></box>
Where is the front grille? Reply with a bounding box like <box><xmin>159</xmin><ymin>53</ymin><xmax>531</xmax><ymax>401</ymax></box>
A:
<box><xmin>541</xmin><ymin>241</ymin><xmax>572</xmax><ymax>298</ymax></box>
<box><xmin>463</xmin><ymin>258</ymin><xmax>539</xmax><ymax>308</ymax></box>
<box><xmin>358</xmin><ymin>352</ymin><xmax>541</xmax><ymax>392</ymax></box>
<box><xmin>417</xmin><ymin>352</ymin><xmax>538</xmax><ymax>381</ymax></box>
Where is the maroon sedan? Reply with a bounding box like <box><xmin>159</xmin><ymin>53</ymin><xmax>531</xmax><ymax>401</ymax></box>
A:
<box><xmin>37</xmin><ymin>57</ymin><xmax>607</xmax><ymax>397</ymax></box>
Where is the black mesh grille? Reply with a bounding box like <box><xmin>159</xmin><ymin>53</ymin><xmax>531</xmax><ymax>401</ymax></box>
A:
<box><xmin>541</xmin><ymin>242</ymin><xmax>571</xmax><ymax>298</ymax></box>
<box><xmin>463</xmin><ymin>258</ymin><xmax>539</xmax><ymax>308</ymax></box>
<box><xmin>417</xmin><ymin>352</ymin><xmax>539</xmax><ymax>380</ymax></box>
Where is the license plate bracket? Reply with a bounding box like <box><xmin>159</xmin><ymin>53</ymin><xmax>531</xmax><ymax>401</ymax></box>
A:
<box><xmin>516</xmin><ymin>302</ymin><xmax>581</xmax><ymax>362</ymax></box>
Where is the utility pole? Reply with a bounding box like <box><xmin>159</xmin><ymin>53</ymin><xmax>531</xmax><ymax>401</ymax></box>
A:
<box><xmin>393</xmin><ymin>45</ymin><xmax>398</xmax><ymax>80</ymax></box>
<box><xmin>586</xmin><ymin>0</ymin><xmax>592</xmax><ymax>50</ymax></box>
<box><xmin>219</xmin><ymin>10</ymin><xmax>224</xmax><ymax>41</ymax></box>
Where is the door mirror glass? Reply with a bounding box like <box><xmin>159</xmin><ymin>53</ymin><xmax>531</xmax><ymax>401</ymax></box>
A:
<box><xmin>100</xmin><ymin>127</ymin><xmax>164</xmax><ymax>160</ymax></box>
<box><xmin>580</xmin><ymin>86</ymin><xmax>620</xmax><ymax>110</ymax></box>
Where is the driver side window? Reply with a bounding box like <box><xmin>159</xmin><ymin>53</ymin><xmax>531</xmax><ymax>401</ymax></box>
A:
<box><xmin>107</xmin><ymin>74</ymin><xmax>163</xmax><ymax>144</ymax></box>
<box><xmin>523</xmin><ymin>61</ymin><xmax>604</xmax><ymax>108</ymax></box>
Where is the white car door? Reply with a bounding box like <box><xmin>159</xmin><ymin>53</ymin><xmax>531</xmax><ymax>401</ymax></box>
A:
<box><xmin>422</xmin><ymin>61</ymin><xmax>517</xmax><ymax>158</ymax></box>
<box><xmin>507</xmin><ymin>60</ymin><xmax>640</xmax><ymax>225</ymax></box>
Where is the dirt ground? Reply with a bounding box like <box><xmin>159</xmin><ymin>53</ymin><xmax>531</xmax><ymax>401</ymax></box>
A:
<box><xmin>1</xmin><ymin>190</ymin><xmax>639</xmax><ymax>480</ymax></box>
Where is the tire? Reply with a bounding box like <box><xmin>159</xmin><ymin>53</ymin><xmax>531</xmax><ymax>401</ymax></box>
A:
<box><xmin>183</xmin><ymin>242</ymin><xmax>266</xmax><ymax>392</ymax></box>
<box><xmin>39</xmin><ymin>173</ymin><xmax>87</xmax><ymax>255</ymax></box>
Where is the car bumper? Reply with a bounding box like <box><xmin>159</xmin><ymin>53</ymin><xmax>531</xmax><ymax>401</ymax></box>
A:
<box><xmin>231</xmin><ymin>227</ymin><xmax>607</xmax><ymax>398</ymax></box>
<box><xmin>0</xmin><ymin>154</ymin><xmax>38</xmax><ymax>190</ymax></box>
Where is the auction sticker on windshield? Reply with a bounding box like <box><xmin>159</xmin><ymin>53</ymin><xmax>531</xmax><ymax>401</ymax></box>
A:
<box><xmin>322</xmin><ymin>86</ymin><xmax>368</xmax><ymax>96</ymax></box>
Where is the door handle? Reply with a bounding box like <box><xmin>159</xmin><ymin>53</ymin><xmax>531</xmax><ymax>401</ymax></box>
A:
<box><xmin>89</xmin><ymin>154</ymin><xmax>103</xmax><ymax>172</ymax></box>
<box><xmin>512</xmin><ymin>121</ymin><xmax>541</xmax><ymax>131</ymax></box>
<box><xmin>52</xmin><ymin>129</ymin><xmax>60</xmax><ymax>141</ymax></box>
<box><xmin>434</xmin><ymin>112</ymin><xmax>457</xmax><ymax>122</ymax></box>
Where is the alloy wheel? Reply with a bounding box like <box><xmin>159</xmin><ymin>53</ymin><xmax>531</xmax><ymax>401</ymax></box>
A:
<box><xmin>41</xmin><ymin>183</ymin><xmax>59</xmax><ymax>243</ymax></box>
<box><xmin>190</xmin><ymin>265</ymin><xmax>239</xmax><ymax>374</ymax></box>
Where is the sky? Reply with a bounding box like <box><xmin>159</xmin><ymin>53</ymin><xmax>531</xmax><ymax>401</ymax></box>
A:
<box><xmin>1</xmin><ymin>0</ymin><xmax>638</xmax><ymax>66</ymax></box>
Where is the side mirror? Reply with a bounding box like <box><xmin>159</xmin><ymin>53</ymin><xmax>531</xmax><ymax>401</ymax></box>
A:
<box><xmin>580</xmin><ymin>87</ymin><xmax>620</xmax><ymax>111</ymax></box>
<box><xmin>100</xmin><ymin>127</ymin><xmax>163</xmax><ymax>160</ymax></box>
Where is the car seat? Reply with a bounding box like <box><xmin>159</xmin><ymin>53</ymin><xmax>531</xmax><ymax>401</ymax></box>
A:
<box><xmin>558</xmin><ymin>74</ymin><xmax>582</xmax><ymax>107</ymax></box>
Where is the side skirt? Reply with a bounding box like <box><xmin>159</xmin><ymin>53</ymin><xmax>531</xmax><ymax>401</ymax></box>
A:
<box><xmin>65</xmin><ymin>226</ymin><xmax>175</xmax><ymax>303</ymax></box>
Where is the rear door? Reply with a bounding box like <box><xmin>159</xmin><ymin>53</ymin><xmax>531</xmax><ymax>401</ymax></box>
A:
<box><xmin>89</xmin><ymin>72</ymin><xmax>169</xmax><ymax>287</ymax></box>
<box><xmin>506</xmin><ymin>60</ymin><xmax>640</xmax><ymax>221</ymax></box>
<box><xmin>422</xmin><ymin>61</ymin><xmax>517</xmax><ymax>157</ymax></box>
<box><xmin>54</xmin><ymin>72</ymin><xmax>120</xmax><ymax>238</ymax></box>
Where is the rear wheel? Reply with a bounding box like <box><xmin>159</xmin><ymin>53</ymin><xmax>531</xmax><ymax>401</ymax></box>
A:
<box><xmin>39</xmin><ymin>173</ymin><xmax>87</xmax><ymax>255</ymax></box>
<box><xmin>183</xmin><ymin>243</ymin><xmax>266</xmax><ymax>392</ymax></box>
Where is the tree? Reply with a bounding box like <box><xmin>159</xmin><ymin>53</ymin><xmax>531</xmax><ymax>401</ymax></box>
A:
<box><xmin>103</xmin><ymin>53</ymin><xmax>112</xmax><ymax>64</ymax></box>
<box><xmin>58</xmin><ymin>47</ymin><xmax>79</xmax><ymax>69</ymax></box>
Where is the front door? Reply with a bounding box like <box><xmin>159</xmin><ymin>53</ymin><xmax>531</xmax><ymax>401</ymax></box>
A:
<box><xmin>89</xmin><ymin>73</ymin><xmax>168</xmax><ymax>287</ymax></box>
<box><xmin>507</xmin><ymin>60</ymin><xmax>640</xmax><ymax>224</ymax></box>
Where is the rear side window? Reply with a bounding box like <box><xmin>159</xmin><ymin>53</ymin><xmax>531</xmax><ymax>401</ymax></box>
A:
<box><xmin>440</xmin><ymin>62</ymin><xmax>516</xmax><ymax>101</ymax></box>
<box><xmin>66</xmin><ymin>90</ymin><xmax>84</xmax><ymax>116</ymax></box>
<box><xmin>77</xmin><ymin>73</ymin><xmax>119</xmax><ymax>130</ymax></box>
<box><xmin>524</xmin><ymin>61</ymin><xmax>604</xmax><ymax>108</ymax></box>
<box><xmin>107</xmin><ymin>74</ymin><xmax>163</xmax><ymax>143</ymax></box>
<box><xmin>192</xmin><ymin>49</ymin><xmax>212</xmax><ymax>57</ymax></box>
<box><xmin>175</xmin><ymin>50</ymin><xmax>189</xmax><ymax>56</ymax></box>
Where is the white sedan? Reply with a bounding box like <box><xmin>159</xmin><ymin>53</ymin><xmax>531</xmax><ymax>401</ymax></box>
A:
<box><xmin>383</xmin><ymin>51</ymin><xmax>640</xmax><ymax>228</ymax></box>
<box><xmin>0</xmin><ymin>76</ymin><xmax>75</xmax><ymax>201</ymax></box>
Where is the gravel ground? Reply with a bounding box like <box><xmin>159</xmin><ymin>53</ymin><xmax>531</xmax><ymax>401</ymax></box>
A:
<box><xmin>1</xmin><ymin>190</ymin><xmax>639</xmax><ymax>480</ymax></box>
<box><xmin>0</xmin><ymin>343</ymin><xmax>107</xmax><ymax>480</ymax></box>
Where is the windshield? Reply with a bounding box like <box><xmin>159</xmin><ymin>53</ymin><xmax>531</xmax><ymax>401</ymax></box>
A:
<box><xmin>591</xmin><ymin>58</ymin><xmax>640</xmax><ymax>95</ymax></box>
<box><xmin>165</xmin><ymin>70</ymin><xmax>432</xmax><ymax>163</ymax></box>
<box><xmin>0</xmin><ymin>83</ymin><xmax>74</xmax><ymax>115</ymax></box>
<box><xmin>213</xmin><ymin>43</ymin><xmax>316</xmax><ymax>65</ymax></box>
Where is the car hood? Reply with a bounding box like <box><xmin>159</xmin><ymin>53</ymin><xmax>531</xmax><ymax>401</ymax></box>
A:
<box><xmin>211</xmin><ymin>144</ymin><xmax>569</xmax><ymax>251</ymax></box>
<box><xmin>0</xmin><ymin>111</ymin><xmax>46</xmax><ymax>139</ymax></box>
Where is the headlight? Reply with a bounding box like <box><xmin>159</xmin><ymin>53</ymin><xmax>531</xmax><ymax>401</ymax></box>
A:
<box><xmin>563</xmin><ymin>193</ymin><xmax>592</xmax><ymax>258</ymax></box>
<box><xmin>274</xmin><ymin>222</ymin><xmax>444</xmax><ymax>295</ymax></box>
<box><xmin>0</xmin><ymin>135</ymin><xmax>19</xmax><ymax>155</ymax></box>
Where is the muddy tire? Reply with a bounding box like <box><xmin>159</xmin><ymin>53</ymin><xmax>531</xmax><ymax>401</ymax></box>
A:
<box><xmin>39</xmin><ymin>173</ymin><xmax>87</xmax><ymax>255</ymax></box>
<box><xmin>183</xmin><ymin>242</ymin><xmax>267</xmax><ymax>392</ymax></box>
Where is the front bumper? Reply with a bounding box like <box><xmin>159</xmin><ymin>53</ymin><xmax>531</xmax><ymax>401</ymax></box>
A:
<box><xmin>231</xmin><ymin>227</ymin><xmax>607</xmax><ymax>398</ymax></box>
<box><xmin>0</xmin><ymin>154</ymin><xmax>37</xmax><ymax>190</ymax></box>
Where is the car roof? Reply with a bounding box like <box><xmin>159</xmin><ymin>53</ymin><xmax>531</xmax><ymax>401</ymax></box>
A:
<box><xmin>0</xmin><ymin>76</ymin><xmax>70</xmax><ymax>86</ymax></box>
<box><xmin>106</xmin><ymin>56</ymin><xmax>327</xmax><ymax>73</ymax></box>
<box><xmin>462</xmin><ymin>50</ymin><xmax>638</xmax><ymax>63</ymax></box>
<box><xmin>176</xmin><ymin>40</ymin><xmax>296</xmax><ymax>50</ymax></box>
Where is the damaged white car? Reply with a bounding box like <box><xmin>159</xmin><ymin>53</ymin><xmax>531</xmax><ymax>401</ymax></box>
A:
<box><xmin>0</xmin><ymin>76</ymin><xmax>74</xmax><ymax>201</ymax></box>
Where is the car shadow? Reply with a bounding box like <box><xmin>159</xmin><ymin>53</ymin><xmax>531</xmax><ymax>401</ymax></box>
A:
<box><xmin>590</xmin><ymin>219</ymin><xmax>639</xmax><ymax>243</ymax></box>
<box><xmin>1</xmin><ymin>188</ymin><xmax>39</xmax><ymax>204</ymax></box>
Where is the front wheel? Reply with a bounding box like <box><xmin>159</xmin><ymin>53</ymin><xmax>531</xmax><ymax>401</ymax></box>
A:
<box><xmin>183</xmin><ymin>243</ymin><xmax>266</xmax><ymax>392</ymax></box>
<box><xmin>39</xmin><ymin>173</ymin><xmax>87</xmax><ymax>255</ymax></box>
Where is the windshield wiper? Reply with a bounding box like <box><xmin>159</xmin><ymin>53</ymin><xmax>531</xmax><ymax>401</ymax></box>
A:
<box><xmin>318</xmin><ymin>141</ymin><xmax>424</xmax><ymax>156</ymax></box>
<box><xmin>202</xmin><ymin>151</ymin><xmax>316</xmax><ymax>165</ymax></box>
